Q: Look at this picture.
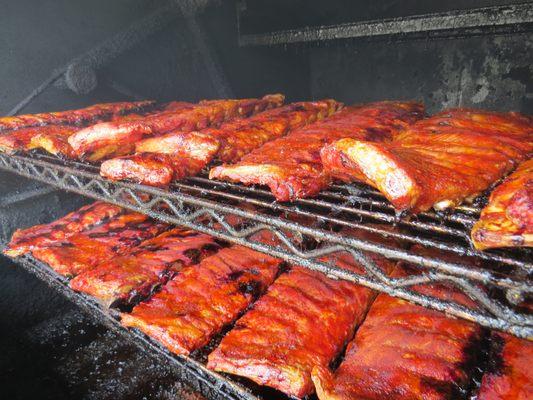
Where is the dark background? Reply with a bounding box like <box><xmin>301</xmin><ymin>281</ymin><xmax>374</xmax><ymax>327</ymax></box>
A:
<box><xmin>0</xmin><ymin>0</ymin><xmax>531</xmax><ymax>398</ymax></box>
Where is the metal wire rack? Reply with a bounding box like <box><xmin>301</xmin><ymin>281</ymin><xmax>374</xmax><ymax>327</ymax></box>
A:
<box><xmin>1</xmin><ymin>252</ymin><xmax>258</xmax><ymax>400</ymax></box>
<box><xmin>0</xmin><ymin>152</ymin><xmax>531</xmax><ymax>338</ymax></box>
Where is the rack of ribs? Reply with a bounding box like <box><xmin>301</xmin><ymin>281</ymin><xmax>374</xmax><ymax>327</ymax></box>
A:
<box><xmin>121</xmin><ymin>231</ymin><xmax>283</xmax><ymax>356</ymax></box>
<box><xmin>312</xmin><ymin>266</ymin><xmax>484</xmax><ymax>400</ymax></box>
<box><xmin>210</xmin><ymin>101</ymin><xmax>424</xmax><ymax>201</ymax></box>
<box><xmin>70</xmin><ymin>228</ymin><xmax>220</xmax><ymax>308</ymax></box>
<box><xmin>477</xmin><ymin>332</ymin><xmax>532</xmax><ymax>399</ymax></box>
<box><xmin>207</xmin><ymin>229</ymin><xmax>396</xmax><ymax>398</ymax></box>
<box><xmin>22</xmin><ymin>101</ymin><xmax>191</xmax><ymax>158</ymax></box>
<box><xmin>32</xmin><ymin>212</ymin><xmax>168</xmax><ymax>277</ymax></box>
<box><xmin>0</xmin><ymin>101</ymin><xmax>154</xmax><ymax>132</ymax></box>
<box><xmin>321</xmin><ymin>108</ymin><xmax>532</xmax><ymax>213</ymax></box>
<box><xmin>471</xmin><ymin>159</ymin><xmax>532</xmax><ymax>250</ymax></box>
<box><xmin>3</xmin><ymin>201</ymin><xmax>124</xmax><ymax>257</ymax></box>
<box><xmin>100</xmin><ymin>100</ymin><xmax>341</xmax><ymax>186</ymax></box>
<box><xmin>68</xmin><ymin>94</ymin><xmax>284</xmax><ymax>162</ymax></box>
<box><xmin>0</xmin><ymin>125</ymin><xmax>78</xmax><ymax>155</ymax></box>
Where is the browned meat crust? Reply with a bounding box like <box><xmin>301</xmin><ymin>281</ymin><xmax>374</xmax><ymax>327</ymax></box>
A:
<box><xmin>4</xmin><ymin>202</ymin><xmax>124</xmax><ymax>257</ymax></box>
<box><xmin>321</xmin><ymin>108</ymin><xmax>532</xmax><ymax>212</ymax></box>
<box><xmin>471</xmin><ymin>159</ymin><xmax>533</xmax><ymax>250</ymax></box>
<box><xmin>70</xmin><ymin>228</ymin><xmax>220</xmax><ymax>307</ymax></box>
<box><xmin>210</xmin><ymin>101</ymin><xmax>424</xmax><ymax>201</ymax></box>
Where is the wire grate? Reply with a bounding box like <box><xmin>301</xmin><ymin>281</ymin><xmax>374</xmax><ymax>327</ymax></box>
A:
<box><xmin>0</xmin><ymin>152</ymin><xmax>531</xmax><ymax>338</ymax></box>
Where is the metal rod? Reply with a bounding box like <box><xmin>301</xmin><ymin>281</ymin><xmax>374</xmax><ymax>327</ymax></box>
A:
<box><xmin>239</xmin><ymin>3</ymin><xmax>533</xmax><ymax>46</ymax></box>
<box><xmin>0</xmin><ymin>152</ymin><xmax>531</xmax><ymax>338</ymax></box>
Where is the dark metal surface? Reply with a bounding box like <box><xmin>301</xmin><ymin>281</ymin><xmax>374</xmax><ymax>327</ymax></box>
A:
<box><xmin>0</xmin><ymin>152</ymin><xmax>531</xmax><ymax>338</ymax></box>
<box><xmin>239</xmin><ymin>3</ymin><xmax>533</xmax><ymax>46</ymax></box>
<box><xmin>3</xmin><ymin>252</ymin><xmax>258</xmax><ymax>400</ymax></box>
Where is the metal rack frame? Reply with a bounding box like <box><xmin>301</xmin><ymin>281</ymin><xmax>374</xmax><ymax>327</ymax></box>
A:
<box><xmin>0</xmin><ymin>152</ymin><xmax>531</xmax><ymax>338</ymax></box>
<box><xmin>238</xmin><ymin>3</ymin><xmax>533</xmax><ymax>46</ymax></box>
<box><xmin>2</xmin><ymin>252</ymin><xmax>258</xmax><ymax>400</ymax></box>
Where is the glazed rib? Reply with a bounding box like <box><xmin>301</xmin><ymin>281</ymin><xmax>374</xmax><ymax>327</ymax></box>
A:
<box><xmin>32</xmin><ymin>212</ymin><xmax>168</xmax><ymax>277</ymax></box>
<box><xmin>70</xmin><ymin>228</ymin><xmax>220</xmax><ymax>307</ymax></box>
<box><xmin>312</xmin><ymin>267</ymin><xmax>483</xmax><ymax>400</ymax></box>
<box><xmin>477</xmin><ymin>332</ymin><xmax>533</xmax><ymax>400</ymax></box>
<box><xmin>100</xmin><ymin>100</ymin><xmax>340</xmax><ymax>186</ymax></box>
<box><xmin>207</xmin><ymin>230</ymin><xmax>396</xmax><ymax>398</ymax></box>
<box><xmin>210</xmin><ymin>101</ymin><xmax>424</xmax><ymax>201</ymax></box>
<box><xmin>121</xmin><ymin>232</ymin><xmax>283</xmax><ymax>355</ymax></box>
<box><xmin>0</xmin><ymin>101</ymin><xmax>154</xmax><ymax>131</ymax></box>
<box><xmin>322</xmin><ymin>109</ymin><xmax>532</xmax><ymax>212</ymax></box>
<box><xmin>0</xmin><ymin>125</ymin><xmax>77</xmax><ymax>155</ymax></box>
<box><xmin>471</xmin><ymin>159</ymin><xmax>532</xmax><ymax>250</ymax></box>
<box><xmin>4</xmin><ymin>201</ymin><xmax>124</xmax><ymax>257</ymax></box>
<box><xmin>69</xmin><ymin>94</ymin><xmax>284</xmax><ymax>162</ymax></box>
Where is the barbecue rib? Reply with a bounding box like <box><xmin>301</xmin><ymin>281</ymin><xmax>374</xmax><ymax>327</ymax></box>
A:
<box><xmin>100</xmin><ymin>100</ymin><xmax>340</xmax><ymax>186</ymax></box>
<box><xmin>121</xmin><ymin>232</ymin><xmax>283</xmax><ymax>355</ymax></box>
<box><xmin>32</xmin><ymin>212</ymin><xmax>168</xmax><ymax>277</ymax></box>
<box><xmin>4</xmin><ymin>201</ymin><xmax>124</xmax><ymax>257</ymax></box>
<box><xmin>471</xmin><ymin>159</ymin><xmax>533</xmax><ymax>250</ymax></box>
<box><xmin>207</xmin><ymin>230</ymin><xmax>396</xmax><ymax>398</ymax></box>
<box><xmin>312</xmin><ymin>266</ymin><xmax>483</xmax><ymax>400</ymax></box>
<box><xmin>210</xmin><ymin>101</ymin><xmax>424</xmax><ymax>201</ymax></box>
<box><xmin>321</xmin><ymin>108</ymin><xmax>532</xmax><ymax>212</ymax></box>
<box><xmin>477</xmin><ymin>332</ymin><xmax>533</xmax><ymax>400</ymax></box>
<box><xmin>0</xmin><ymin>101</ymin><xmax>154</xmax><ymax>131</ymax></box>
<box><xmin>68</xmin><ymin>94</ymin><xmax>284</xmax><ymax>161</ymax></box>
<box><xmin>0</xmin><ymin>125</ymin><xmax>77</xmax><ymax>154</ymax></box>
<box><xmin>70</xmin><ymin>228</ymin><xmax>220</xmax><ymax>308</ymax></box>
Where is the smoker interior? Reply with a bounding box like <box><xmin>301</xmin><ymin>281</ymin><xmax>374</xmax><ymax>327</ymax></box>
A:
<box><xmin>0</xmin><ymin>1</ymin><xmax>531</xmax><ymax>399</ymax></box>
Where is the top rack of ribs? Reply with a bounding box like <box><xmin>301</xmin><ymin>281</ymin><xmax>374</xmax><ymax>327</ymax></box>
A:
<box><xmin>312</xmin><ymin>265</ymin><xmax>484</xmax><ymax>400</ymax></box>
<box><xmin>0</xmin><ymin>101</ymin><xmax>154</xmax><ymax>132</ymax></box>
<box><xmin>3</xmin><ymin>201</ymin><xmax>124</xmax><ymax>257</ymax></box>
<box><xmin>207</xmin><ymin>228</ymin><xmax>396</xmax><ymax>398</ymax></box>
<box><xmin>68</xmin><ymin>94</ymin><xmax>284</xmax><ymax>162</ymax></box>
<box><xmin>471</xmin><ymin>159</ymin><xmax>532</xmax><ymax>250</ymax></box>
<box><xmin>31</xmin><ymin>212</ymin><xmax>168</xmax><ymax>277</ymax></box>
<box><xmin>210</xmin><ymin>101</ymin><xmax>424</xmax><ymax>201</ymax></box>
<box><xmin>69</xmin><ymin>227</ymin><xmax>220</xmax><ymax>308</ymax></box>
<box><xmin>99</xmin><ymin>99</ymin><xmax>341</xmax><ymax>186</ymax></box>
<box><xmin>321</xmin><ymin>108</ymin><xmax>532</xmax><ymax>213</ymax></box>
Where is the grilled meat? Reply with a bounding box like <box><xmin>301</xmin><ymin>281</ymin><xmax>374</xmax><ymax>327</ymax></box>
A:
<box><xmin>32</xmin><ymin>212</ymin><xmax>168</xmax><ymax>277</ymax></box>
<box><xmin>312</xmin><ymin>266</ymin><xmax>483</xmax><ymax>400</ymax></box>
<box><xmin>0</xmin><ymin>125</ymin><xmax>77</xmax><ymax>154</ymax></box>
<box><xmin>121</xmin><ymin>232</ymin><xmax>283</xmax><ymax>355</ymax></box>
<box><xmin>4</xmin><ymin>201</ymin><xmax>124</xmax><ymax>257</ymax></box>
<box><xmin>100</xmin><ymin>132</ymin><xmax>220</xmax><ymax>185</ymax></box>
<box><xmin>471</xmin><ymin>159</ymin><xmax>533</xmax><ymax>250</ymax></box>
<box><xmin>477</xmin><ymin>332</ymin><xmax>533</xmax><ymax>400</ymax></box>
<box><xmin>70</xmin><ymin>228</ymin><xmax>219</xmax><ymax>307</ymax></box>
<box><xmin>100</xmin><ymin>100</ymin><xmax>340</xmax><ymax>186</ymax></box>
<box><xmin>207</xmin><ymin>230</ymin><xmax>396</xmax><ymax>398</ymax></box>
<box><xmin>0</xmin><ymin>101</ymin><xmax>154</xmax><ymax>131</ymax></box>
<box><xmin>321</xmin><ymin>108</ymin><xmax>532</xmax><ymax>213</ymax></box>
<box><xmin>210</xmin><ymin>101</ymin><xmax>424</xmax><ymax>201</ymax></box>
<box><xmin>68</xmin><ymin>94</ymin><xmax>284</xmax><ymax>162</ymax></box>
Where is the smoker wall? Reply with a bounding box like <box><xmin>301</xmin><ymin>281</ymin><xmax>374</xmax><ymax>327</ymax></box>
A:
<box><xmin>310</xmin><ymin>35</ymin><xmax>532</xmax><ymax>114</ymax></box>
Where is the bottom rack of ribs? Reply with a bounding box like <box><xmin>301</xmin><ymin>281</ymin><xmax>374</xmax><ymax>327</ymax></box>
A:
<box><xmin>121</xmin><ymin>231</ymin><xmax>283</xmax><ymax>355</ymax></box>
<box><xmin>31</xmin><ymin>212</ymin><xmax>169</xmax><ymax>277</ymax></box>
<box><xmin>312</xmin><ymin>265</ymin><xmax>485</xmax><ymax>400</ymax></box>
<box><xmin>69</xmin><ymin>228</ymin><xmax>221</xmax><ymax>308</ymax></box>
<box><xmin>4</xmin><ymin>202</ymin><xmax>532</xmax><ymax>399</ymax></box>
<box><xmin>207</xmin><ymin>229</ymin><xmax>396</xmax><ymax>398</ymax></box>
